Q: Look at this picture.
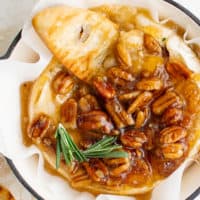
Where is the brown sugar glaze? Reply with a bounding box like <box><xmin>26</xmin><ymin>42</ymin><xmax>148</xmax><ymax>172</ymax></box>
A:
<box><xmin>21</xmin><ymin>5</ymin><xmax>200</xmax><ymax>199</ymax></box>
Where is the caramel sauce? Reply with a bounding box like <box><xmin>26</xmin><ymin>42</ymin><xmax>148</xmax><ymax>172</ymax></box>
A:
<box><xmin>0</xmin><ymin>185</ymin><xmax>15</xmax><ymax>200</ymax></box>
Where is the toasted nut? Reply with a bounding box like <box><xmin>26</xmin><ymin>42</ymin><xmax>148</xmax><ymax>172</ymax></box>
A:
<box><xmin>52</xmin><ymin>71</ymin><xmax>74</xmax><ymax>94</ymax></box>
<box><xmin>93</xmin><ymin>77</ymin><xmax>116</xmax><ymax>99</ymax></box>
<box><xmin>77</xmin><ymin>111</ymin><xmax>113</xmax><ymax>134</ymax></box>
<box><xmin>144</xmin><ymin>34</ymin><xmax>162</xmax><ymax>54</ymax></box>
<box><xmin>128</xmin><ymin>91</ymin><xmax>153</xmax><ymax>114</ymax></box>
<box><xmin>135</xmin><ymin>107</ymin><xmax>149</xmax><ymax>128</ymax></box>
<box><xmin>105</xmin><ymin>99</ymin><xmax>134</xmax><ymax>129</ymax></box>
<box><xmin>61</xmin><ymin>99</ymin><xmax>77</xmax><ymax>129</ymax></box>
<box><xmin>162</xmin><ymin>107</ymin><xmax>183</xmax><ymax>125</ymax></box>
<box><xmin>119</xmin><ymin>91</ymin><xmax>141</xmax><ymax>102</ymax></box>
<box><xmin>161</xmin><ymin>143</ymin><xmax>185</xmax><ymax>159</ymax></box>
<box><xmin>79</xmin><ymin>94</ymin><xmax>99</xmax><ymax>113</ymax></box>
<box><xmin>120</xmin><ymin>130</ymin><xmax>147</xmax><ymax>148</ymax></box>
<box><xmin>160</xmin><ymin>126</ymin><xmax>187</xmax><ymax>144</ymax></box>
<box><xmin>166</xmin><ymin>60</ymin><xmax>193</xmax><ymax>79</ymax></box>
<box><xmin>77</xmin><ymin>85</ymin><xmax>90</xmax><ymax>98</ymax></box>
<box><xmin>144</xmin><ymin>129</ymin><xmax>155</xmax><ymax>150</ymax></box>
<box><xmin>83</xmin><ymin>159</ymin><xmax>108</xmax><ymax>183</ymax></box>
<box><xmin>107</xmin><ymin>67</ymin><xmax>135</xmax><ymax>86</ymax></box>
<box><xmin>136</xmin><ymin>77</ymin><xmax>163</xmax><ymax>91</ymax></box>
<box><xmin>28</xmin><ymin>114</ymin><xmax>52</xmax><ymax>139</ymax></box>
<box><xmin>107</xmin><ymin>157</ymin><xmax>130</xmax><ymax>177</ymax></box>
<box><xmin>152</xmin><ymin>91</ymin><xmax>183</xmax><ymax>115</ymax></box>
<box><xmin>126</xmin><ymin>159</ymin><xmax>151</xmax><ymax>185</ymax></box>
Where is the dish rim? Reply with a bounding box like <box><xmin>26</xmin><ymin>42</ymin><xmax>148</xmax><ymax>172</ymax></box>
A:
<box><xmin>1</xmin><ymin>0</ymin><xmax>200</xmax><ymax>199</ymax></box>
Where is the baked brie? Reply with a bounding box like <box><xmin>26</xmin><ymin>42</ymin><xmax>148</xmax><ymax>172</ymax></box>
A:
<box><xmin>24</xmin><ymin>4</ymin><xmax>200</xmax><ymax>196</ymax></box>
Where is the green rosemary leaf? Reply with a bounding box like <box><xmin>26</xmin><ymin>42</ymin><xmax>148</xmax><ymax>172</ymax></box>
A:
<box><xmin>86</xmin><ymin>136</ymin><xmax>116</xmax><ymax>151</ymax></box>
<box><xmin>55</xmin><ymin>123</ymin><xmax>128</xmax><ymax>169</ymax></box>
<box><xmin>56</xmin><ymin>134</ymin><xmax>61</xmax><ymax>169</ymax></box>
<box><xmin>59</xmin><ymin>128</ymin><xmax>74</xmax><ymax>163</ymax></box>
<box><xmin>60</xmin><ymin>137</ymin><xmax>71</xmax><ymax>165</ymax></box>
<box><xmin>59</xmin><ymin>124</ymin><xmax>86</xmax><ymax>162</ymax></box>
<box><xmin>100</xmin><ymin>151</ymin><xmax>129</xmax><ymax>158</ymax></box>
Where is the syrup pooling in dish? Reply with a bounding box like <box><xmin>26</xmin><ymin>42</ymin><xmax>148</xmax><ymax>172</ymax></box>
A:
<box><xmin>22</xmin><ymin>5</ymin><xmax>200</xmax><ymax>196</ymax></box>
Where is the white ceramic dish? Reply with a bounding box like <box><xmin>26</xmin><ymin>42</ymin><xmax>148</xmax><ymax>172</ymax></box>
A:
<box><xmin>1</xmin><ymin>0</ymin><xmax>200</xmax><ymax>199</ymax></box>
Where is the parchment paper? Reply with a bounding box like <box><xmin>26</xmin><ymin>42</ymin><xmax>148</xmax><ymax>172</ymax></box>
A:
<box><xmin>0</xmin><ymin>0</ymin><xmax>200</xmax><ymax>199</ymax></box>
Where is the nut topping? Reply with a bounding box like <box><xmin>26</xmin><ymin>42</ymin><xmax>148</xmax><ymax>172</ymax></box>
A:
<box><xmin>93</xmin><ymin>77</ymin><xmax>116</xmax><ymax>99</ymax></box>
<box><xmin>161</xmin><ymin>143</ymin><xmax>186</xmax><ymax>160</ymax></box>
<box><xmin>160</xmin><ymin>126</ymin><xmax>187</xmax><ymax>144</ymax></box>
<box><xmin>28</xmin><ymin>114</ymin><xmax>52</xmax><ymax>139</ymax></box>
<box><xmin>105</xmin><ymin>99</ymin><xmax>134</xmax><ymax>129</ymax></box>
<box><xmin>79</xmin><ymin>94</ymin><xmax>99</xmax><ymax>113</ymax></box>
<box><xmin>144</xmin><ymin>34</ymin><xmax>162</xmax><ymax>55</ymax></box>
<box><xmin>166</xmin><ymin>60</ymin><xmax>193</xmax><ymax>79</ymax></box>
<box><xmin>83</xmin><ymin>159</ymin><xmax>108</xmax><ymax>183</ymax></box>
<box><xmin>119</xmin><ymin>91</ymin><xmax>141</xmax><ymax>102</ymax></box>
<box><xmin>61</xmin><ymin>98</ymin><xmax>77</xmax><ymax>129</ymax></box>
<box><xmin>162</xmin><ymin>107</ymin><xmax>183</xmax><ymax>125</ymax></box>
<box><xmin>135</xmin><ymin>107</ymin><xmax>150</xmax><ymax>129</ymax></box>
<box><xmin>107</xmin><ymin>67</ymin><xmax>135</xmax><ymax>86</ymax></box>
<box><xmin>105</xmin><ymin>156</ymin><xmax>131</xmax><ymax>177</ymax></box>
<box><xmin>128</xmin><ymin>91</ymin><xmax>153</xmax><ymax>114</ymax></box>
<box><xmin>152</xmin><ymin>91</ymin><xmax>183</xmax><ymax>115</ymax></box>
<box><xmin>136</xmin><ymin>77</ymin><xmax>163</xmax><ymax>91</ymax></box>
<box><xmin>77</xmin><ymin>111</ymin><xmax>113</xmax><ymax>134</ymax></box>
<box><xmin>52</xmin><ymin>71</ymin><xmax>74</xmax><ymax>94</ymax></box>
<box><xmin>120</xmin><ymin>130</ymin><xmax>147</xmax><ymax>148</ymax></box>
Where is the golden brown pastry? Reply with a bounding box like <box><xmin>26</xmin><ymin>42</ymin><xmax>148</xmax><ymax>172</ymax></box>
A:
<box><xmin>32</xmin><ymin>6</ymin><xmax>118</xmax><ymax>82</ymax></box>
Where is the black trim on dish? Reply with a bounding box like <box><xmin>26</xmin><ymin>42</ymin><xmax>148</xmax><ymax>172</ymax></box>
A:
<box><xmin>1</xmin><ymin>0</ymin><xmax>200</xmax><ymax>200</ymax></box>
<box><xmin>6</xmin><ymin>158</ymin><xmax>44</xmax><ymax>200</ymax></box>
<box><xmin>0</xmin><ymin>30</ymin><xmax>22</xmax><ymax>59</ymax></box>
<box><xmin>163</xmin><ymin>0</ymin><xmax>200</xmax><ymax>26</ymax></box>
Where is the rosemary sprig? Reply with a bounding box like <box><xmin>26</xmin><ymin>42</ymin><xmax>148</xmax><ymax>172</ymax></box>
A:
<box><xmin>55</xmin><ymin>123</ymin><xmax>128</xmax><ymax>169</ymax></box>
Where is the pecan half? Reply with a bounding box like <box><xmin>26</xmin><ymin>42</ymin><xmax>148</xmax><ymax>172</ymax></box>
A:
<box><xmin>144</xmin><ymin>34</ymin><xmax>162</xmax><ymax>55</ymax></box>
<box><xmin>77</xmin><ymin>111</ymin><xmax>113</xmax><ymax>134</ymax></box>
<box><xmin>93</xmin><ymin>77</ymin><xmax>116</xmax><ymax>99</ymax></box>
<box><xmin>83</xmin><ymin>159</ymin><xmax>109</xmax><ymax>183</ymax></box>
<box><xmin>105</xmin><ymin>99</ymin><xmax>134</xmax><ymax>129</ymax></box>
<box><xmin>107</xmin><ymin>67</ymin><xmax>135</xmax><ymax>86</ymax></box>
<box><xmin>61</xmin><ymin>98</ymin><xmax>77</xmax><ymax>129</ymax></box>
<box><xmin>161</xmin><ymin>143</ymin><xmax>185</xmax><ymax>160</ymax></box>
<box><xmin>52</xmin><ymin>71</ymin><xmax>74</xmax><ymax>94</ymax></box>
<box><xmin>28</xmin><ymin>114</ymin><xmax>52</xmax><ymax>139</ymax></box>
<box><xmin>160</xmin><ymin>126</ymin><xmax>187</xmax><ymax>144</ymax></box>
<box><xmin>127</xmin><ymin>91</ymin><xmax>153</xmax><ymax>114</ymax></box>
<box><xmin>119</xmin><ymin>91</ymin><xmax>141</xmax><ymax>102</ymax></box>
<box><xmin>166</xmin><ymin>60</ymin><xmax>193</xmax><ymax>79</ymax></box>
<box><xmin>162</xmin><ymin>107</ymin><xmax>183</xmax><ymax>125</ymax></box>
<box><xmin>152</xmin><ymin>91</ymin><xmax>183</xmax><ymax>115</ymax></box>
<box><xmin>120</xmin><ymin>130</ymin><xmax>147</xmax><ymax>148</ymax></box>
<box><xmin>105</xmin><ymin>156</ymin><xmax>131</xmax><ymax>177</ymax></box>
<box><xmin>136</xmin><ymin>77</ymin><xmax>163</xmax><ymax>91</ymax></box>
<box><xmin>78</xmin><ymin>94</ymin><xmax>99</xmax><ymax>113</ymax></box>
<box><xmin>135</xmin><ymin>107</ymin><xmax>150</xmax><ymax>128</ymax></box>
